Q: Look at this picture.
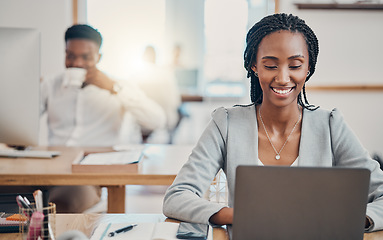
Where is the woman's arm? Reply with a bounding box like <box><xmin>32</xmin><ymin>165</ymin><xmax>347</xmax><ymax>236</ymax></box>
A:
<box><xmin>330</xmin><ymin>108</ymin><xmax>383</xmax><ymax>232</ymax></box>
<box><xmin>163</xmin><ymin>107</ymin><xmax>229</xmax><ymax>224</ymax></box>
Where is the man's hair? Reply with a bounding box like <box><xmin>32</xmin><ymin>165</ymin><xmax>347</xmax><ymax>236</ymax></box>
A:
<box><xmin>243</xmin><ymin>13</ymin><xmax>319</xmax><ymax>110</ymax></box>
<box><xmin>65</xmin><ymin>24</ymin><xmax>102</xmax><ymax>49</ymax></box>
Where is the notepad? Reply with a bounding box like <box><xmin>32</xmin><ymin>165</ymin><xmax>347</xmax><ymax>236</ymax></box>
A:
<box><xmin>72</xmin><ymin>146</ymin><xmax>145</xmax><ymax>173</ymax></box>
<box><xmin>90</xmin><ymin>222</ymin><xmax>213</xmax><ymax>240</ymax></box>
<box><xmin>80</xmin><ymin>150</ymin><xmax>143</xmax><ymax>165</ymax></box>
<box><xmin>0</xmin><ymin>214</ymin><xmax>27</xmax><ymax>233</ymax></box>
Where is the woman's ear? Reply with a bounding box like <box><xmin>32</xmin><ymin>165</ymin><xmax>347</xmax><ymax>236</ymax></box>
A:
<box><xmin>251</xmin><ymin>65</ymin><xmax>257</xmax><ymax>73</ymax></box>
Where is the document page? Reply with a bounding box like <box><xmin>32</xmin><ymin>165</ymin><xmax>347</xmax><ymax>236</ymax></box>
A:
<box><xmin>91</xmin><ymin>222</ymin><xmax>212</xmax><ymax>240</ymax></box>
<box><xmin>91</xmin><ymin>222</ymin><xmax>178</xmax><ymax>240</ymax></box>
<box><xmin>151</xmin><ymin>222</ymin><xmax>179</xmax><ymax>240</ymax></box>
<box><xmin>81</xmin><ymin>147</ymin><xmax>145</xmax><ymax>165</ymax></box>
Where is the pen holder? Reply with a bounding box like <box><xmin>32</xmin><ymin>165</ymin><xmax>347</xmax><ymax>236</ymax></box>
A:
<box><xmin>19</xmin><ymin>202</ymin><xmax>56</xmax><ymax>240</ymax></box>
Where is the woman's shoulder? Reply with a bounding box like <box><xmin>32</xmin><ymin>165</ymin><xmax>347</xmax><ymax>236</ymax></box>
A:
<box><xmin>304</xmin><ymin>107</ymin><xmax>345</xmax><ymax>125</ymax></box>
<box><xmin>304</xmin><ymin>106</ymin><xmax>342</xmax><ymax>116</ymax></box>
<box><xmin>211</xmin><ymin>103</ymin><xmax>256</xmax><ymax>118</ymax></box>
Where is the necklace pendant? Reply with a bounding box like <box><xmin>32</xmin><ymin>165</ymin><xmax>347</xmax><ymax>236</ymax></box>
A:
<box><xmin>275</xmin><ymin>155</ymin><xmax>281</xmax><ymax>160</ymax></box>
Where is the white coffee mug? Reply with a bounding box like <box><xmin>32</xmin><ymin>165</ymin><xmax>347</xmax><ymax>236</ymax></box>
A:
<box><xmin>64</xmin><ymin>68</ymin><xmax>86</xmax><ymax>87</ymax></box>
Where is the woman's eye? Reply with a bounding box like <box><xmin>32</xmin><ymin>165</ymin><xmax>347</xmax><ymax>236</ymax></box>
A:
<box><xmin>264</xmin><ymin>65</ymin><xmax>277</xmax><ymax>69</ymax></box>
<box><xmin>290</xmin><ymin>65</ymin><xmax>302</xmax><ymax>69</ymax></box>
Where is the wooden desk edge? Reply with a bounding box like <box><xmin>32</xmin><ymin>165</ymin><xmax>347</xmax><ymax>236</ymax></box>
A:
<box><xmin>1</xmin><ymin>213</ymin><xmax>382</xmax><ymax>240</ymax></box>
<box><xmin>0</xmin><ymin>174</ymin><xmax>176</xmax><ymax>186</ymax></box>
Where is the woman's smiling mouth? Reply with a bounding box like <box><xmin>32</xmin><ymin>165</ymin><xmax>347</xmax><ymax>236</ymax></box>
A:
<box><xmin>271</xmin><ymin>87</ymin><xmax>295</xmax><ymax>95</ymax></box>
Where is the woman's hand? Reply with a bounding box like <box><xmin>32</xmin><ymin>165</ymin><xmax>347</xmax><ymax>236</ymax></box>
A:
<box><xmin>209</xmin><ymin>207</ymin><xmax>233</xmax><ymax>225</ymax></box>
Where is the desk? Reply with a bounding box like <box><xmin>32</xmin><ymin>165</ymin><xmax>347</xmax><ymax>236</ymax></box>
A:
<box><xmin>0</xmin><ymin>213</ymin><xmax>229</xmax><ymax>240</ymax></box>
<box><xmin>0</xmin><ymin>214</ymin><xmax>382</xmax><ymax>240</ymax></box>
<box><xmin>0</xmin><ymin>144</ymin><xmax>193</xmax><ymax>213</ymax></box>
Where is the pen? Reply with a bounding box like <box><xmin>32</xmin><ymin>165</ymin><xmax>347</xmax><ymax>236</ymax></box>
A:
<box><xmin>16</xmin><ymin>195</ymin><xmax>31</xmax><ymax>209</ymax></box>
<box><xmin>108</xmin><ymin>224</ymin><xmax>137</xmax><ymax>237</ymax></box>
<box><xmin>16</xmin><ymin>195</ymin><xmax>33</xmax><ymax>218</ymax></box>
<box><xmin>23</xmin><ymin>196</ymin><xmax>31</xmax><ymax>206</ymax></box>
<box><xmin>33</xmin><ymin>190</ymin><xmax>43</xmax><ymax>212</ymax></box>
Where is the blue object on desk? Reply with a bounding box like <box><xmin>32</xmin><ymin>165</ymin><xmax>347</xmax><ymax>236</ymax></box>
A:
<box><xmin>108</xmin><ymin>223</ymin><xmax>137</xmax><ymax>237</ymax></box>
<box><xmin>99</xmin><ymin>223</ymin><xmax>111</xmax><ymax>240</ymax></box>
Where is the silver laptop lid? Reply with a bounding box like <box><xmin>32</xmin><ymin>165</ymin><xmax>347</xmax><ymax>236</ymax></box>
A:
<box><xmin>233</xmin><ymin>166</ymin><xmax>370</xmax><ymax>240</ymax></box>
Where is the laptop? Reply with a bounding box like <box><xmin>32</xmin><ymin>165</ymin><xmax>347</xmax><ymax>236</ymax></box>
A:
<box><xmin>232</xmin><ymin>166</ymin><xmax>370</xmax><ymax>240</ymax></box>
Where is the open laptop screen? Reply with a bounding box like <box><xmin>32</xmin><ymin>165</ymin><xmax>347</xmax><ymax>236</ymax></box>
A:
<box><xmin>232</xmin><ymin>166</ymin><xmax>370</xmax><ymax>240</ymax></box>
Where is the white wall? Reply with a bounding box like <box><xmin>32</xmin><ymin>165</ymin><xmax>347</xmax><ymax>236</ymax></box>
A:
<box><xmin>280</xmin><ymin>3</ymin><xmax>383</xmax><ymax>86</ymax></box>
<box><xmin>166</xmin><ymin>0</ymin><xmax>205</xmax><ymax>70</ymax></box>
<box><xmin>0</xmin><ymin>0</ymin><xmax>73</xmax><ymax>78</ymax></box>
<box><xmin>277</xmin><ymin>3</ymin><xmax>383</xmax><ymax>154</ymax></box>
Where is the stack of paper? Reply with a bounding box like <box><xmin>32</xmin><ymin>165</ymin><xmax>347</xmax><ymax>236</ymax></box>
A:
<box><xmin>90</xmin><ymin>222</ymin><xmax>213</xmax><ymax>240</ymax></box>
<box><xmin>91</xmin><ymin>222</ymin><xmax>178</xmax><ymax>240</ymax></box>
<box><xmin>0</xmin><ymin>214</ymin><xmax>27</xmax><ymax>233</ymax></box>
<box><xmin>72</xmin><ymin>146</ymin><xmax>145</xmax><ymax>173</ymax></box>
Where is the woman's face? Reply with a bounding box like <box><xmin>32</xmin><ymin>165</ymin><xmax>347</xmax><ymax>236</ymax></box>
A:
<box><xmin>252</xmin><ymin>30</ymin><xmax>309</xmax><ymax>109</ymax></box>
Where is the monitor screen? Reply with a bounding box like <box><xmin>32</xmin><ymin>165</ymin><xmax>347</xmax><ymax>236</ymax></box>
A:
<box><xmin>0</xmin><ymin>27</ymin><xmax>40</xmax><ymax>147</ymax></box>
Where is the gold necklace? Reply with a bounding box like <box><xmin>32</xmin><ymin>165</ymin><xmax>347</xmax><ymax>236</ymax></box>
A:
<box><xmin>258</xmin><ymin>107</ymin><xmax>302</xmax><ymax>160</ymax></box>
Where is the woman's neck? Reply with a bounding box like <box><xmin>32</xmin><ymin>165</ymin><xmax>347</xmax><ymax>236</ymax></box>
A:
<box><xmin>258</xmin><ymin>103</ymin><xmax>302</xmax><ymax>135</ymax></box>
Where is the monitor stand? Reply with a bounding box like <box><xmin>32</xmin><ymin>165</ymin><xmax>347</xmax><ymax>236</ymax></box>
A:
<box><xmin>7</xmin><ymin>144</ymin><xmax>29</xmax><ymax>151</ymax></box>
<box><xmin>0</xmin><ymin>144</ymin><xmax>60</xmax><ymax>158</ymax></box>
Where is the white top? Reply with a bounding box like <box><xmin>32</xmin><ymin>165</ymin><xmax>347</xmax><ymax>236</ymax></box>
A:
<box><xmin>258</xmin><ymin>157</ymin><xmax>299</xmax><ymax>167</ymax></box>
<box><xmin>40</xmin><ymin>73</ymin><xmax>166</xmax><ymax>146</ymax></box>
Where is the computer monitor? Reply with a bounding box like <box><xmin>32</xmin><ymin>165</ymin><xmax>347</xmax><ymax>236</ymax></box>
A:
<box><xmin>0</xmin><ymin>27</ymin><xmax>40</xmax><ymax>148</ymax></box>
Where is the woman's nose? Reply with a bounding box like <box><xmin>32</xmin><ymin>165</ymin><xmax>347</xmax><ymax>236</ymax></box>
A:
<box><xmin>275</xmin><ymin>68</ymin><xmax>290</xmax><ymax>85</ymax></box>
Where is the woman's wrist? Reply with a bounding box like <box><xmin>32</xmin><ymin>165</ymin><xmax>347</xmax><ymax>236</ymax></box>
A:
<box><xmin>209</xmin><ymin>207</ymin><xmax>233</xmax><ymax>225</ymax></box>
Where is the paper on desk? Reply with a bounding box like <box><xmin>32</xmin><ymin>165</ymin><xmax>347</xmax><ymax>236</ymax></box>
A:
<box><xmin>80</xmin><ymin>149</ymin><xmax>144</xmax><ymax>165</ymax></box>
<box><xmin>91</xmin><ymin>222</ymin><xmax>213</xmax><ymax>240</ymax></box>
<box><xmin>91</xmin><ymin>222</ymin><xmax>180</xmax><ymax>240</ymax></box>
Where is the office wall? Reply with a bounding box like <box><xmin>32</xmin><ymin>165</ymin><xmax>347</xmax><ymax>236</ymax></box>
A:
<box><xmin>277</xmin><ymin>3</ymin><xmax>383</xmax><ymax>154</ymax></box>
<box><xmin>0</xmin><ymin>0</ymin><xmax>73</xmax><ymax>78</ymax></box>
<box><xmin>280</xmin><ymin>4</ymin><xmax>383</xmax><ymax>86</ymax></box>
<box><xmin>166</xmin><ymin>0</ymin><xmax>205</xmax><ymax>69</ymax></box>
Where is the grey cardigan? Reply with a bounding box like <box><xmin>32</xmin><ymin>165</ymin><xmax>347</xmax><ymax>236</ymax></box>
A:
<box><xmin>163</xmin><ymin>104</ymin><xmax>383</xmax><ymax>232</ymax></box>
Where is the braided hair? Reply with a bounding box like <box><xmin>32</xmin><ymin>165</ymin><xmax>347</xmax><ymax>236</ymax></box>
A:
<box><xmin>244</xmin><ymin>13</ymin><xmax>319</xmax><ymax>110</ymax></box>
<box><xmin>65</xmin><ymin>24</ymin><xmax>102</xmax><ymax>49</ymax></box>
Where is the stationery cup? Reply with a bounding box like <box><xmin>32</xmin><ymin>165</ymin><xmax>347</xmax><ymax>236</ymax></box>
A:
<box><xmin>19</xmin><ymin>203</ymin><xmax>56</xmax><ymax>240</ymax></box>
<box><xmin>64</xmin><ymin>68</ymin><xmax>86</xmax><ymax>87</ymax></box>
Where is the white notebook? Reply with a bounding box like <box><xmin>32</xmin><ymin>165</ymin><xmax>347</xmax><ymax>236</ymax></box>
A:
<box><xmin>80</xmin><ymin>150</ymin><xmax>143</xmax><ymax>165</ymax></box>
<box><xmin>91</xmin><ymin>222</ymin><xmax>212</xmax><ymax>240</ymax></box>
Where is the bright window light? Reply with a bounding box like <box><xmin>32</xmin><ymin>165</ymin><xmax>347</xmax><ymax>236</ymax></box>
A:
<box><xmin>204</xmin><ymin>0</ymin><xmax>248</xmax><ymax>83</ymax></box>
<box><xmin>87</xmin><ymin>0</ymin><xmax>166</xmax><ymax>79</ymax></box>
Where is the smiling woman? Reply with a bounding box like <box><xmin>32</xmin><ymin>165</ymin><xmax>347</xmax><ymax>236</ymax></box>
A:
<box><xmin>243</xmin><ymin>14</ymin><xmax>319</xmax><ymax>109</ymax></box>
<box><xmin>252</xmin><ymin>31</ymin><xmax>309</xmax><ymax>110</ymax></box>
<box><xmin>163</xmin><ymin>13</ymin><xmax>383</xmax><ymax>236</ymax></box>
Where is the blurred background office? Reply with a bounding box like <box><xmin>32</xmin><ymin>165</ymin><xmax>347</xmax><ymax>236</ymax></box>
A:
<box><xmin>1</xmin><ymin>0</ymin><xmax>382</xmax><ymax>212</ymax></box>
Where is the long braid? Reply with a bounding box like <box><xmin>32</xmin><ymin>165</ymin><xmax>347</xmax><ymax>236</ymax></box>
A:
<box><xmin>244</xmin><ymin>13</ymin><xmax>319</xmax><ymax>110</ymax></box>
